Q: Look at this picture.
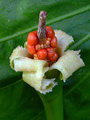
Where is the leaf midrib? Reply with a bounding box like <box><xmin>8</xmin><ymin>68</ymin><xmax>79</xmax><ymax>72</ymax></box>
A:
<box><xmin>0</xmin><ymin>5</ymin><xmax>90</xmax><ymax>43</ymax></box>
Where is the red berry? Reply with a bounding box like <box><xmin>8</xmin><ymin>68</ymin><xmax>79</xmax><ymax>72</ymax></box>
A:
<box><xmin>49</xmin><ymin>52</ymin><xmax>58</xmax><ymax>61</ymax></box>
<box><xmin>47</xmin><ymin>47</ymin><xmax>55</xmax><ymax>58</ymax></box>
<box><xmin>27</xmin><ymin>44</ymin><xmax>36</xmax><ymax>55</ymax></box>
<box><xmin>35</xmin><ymin>44</ymin><xmax>41</xmax><ymax>51</ymax></box>
<box><xmin>50</xmin><ymin>36</ymin><xmax>57</xmax><ymax>48</ymax></box>
<box><xmin>37</xmin><ymin>49</ymin><xmax>47</xmax><ymax>60</ymax></box>
<box><xmin>27</xmin><ymin>32</ymin><xmax>38</xmax><ymax>46</ymax></box>
<box><xmin>46</xmin><ymin>26</ymin><xmax>55</xmax><ymax>38</ymax></box>
<box><xmin>33</xmin><ymin>31</ymin><xmax>37</xmax><ymax>36</ymax></box>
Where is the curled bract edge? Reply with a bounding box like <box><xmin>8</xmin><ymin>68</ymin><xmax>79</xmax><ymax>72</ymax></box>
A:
<box><xmin>10</xmin><ymin>30</ymin><xmax>85</xmax><ymax>94</ymax></box>
<box><xmin>55</xmin><ymin>30</ymin><xmax>74</xmax><ymax>55</ymax></box>
<box><xmin>50</xmin><ymin>50</ymin><xmax>85</xmax><ymax>82</ymax></box>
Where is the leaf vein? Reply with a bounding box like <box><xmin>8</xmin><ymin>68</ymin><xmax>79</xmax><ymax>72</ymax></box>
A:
<box><xmin>0</xmin><ymin>5</ymin><xmax>90</xmax><ymax>43</ymax></box>
<box><xmin>69</xmin><ymin>33</ymin><xmax>90</xmax><ymax>50</ymax></box>
<box><xmin>64</xmin><ymin>72</ymin><xmax>90</xmax><ymax>97</ymax></box>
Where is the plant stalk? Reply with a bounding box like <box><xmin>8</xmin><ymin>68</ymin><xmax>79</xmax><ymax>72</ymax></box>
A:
<box><xmin>37</xmin><ymin>11</ymin><xmax>47</xmax><ymax>43</ymax></box>
<box><xmin>39</xmin><ymin>79</ymin><xmax>63</xmax><ymax>120</ymax></box>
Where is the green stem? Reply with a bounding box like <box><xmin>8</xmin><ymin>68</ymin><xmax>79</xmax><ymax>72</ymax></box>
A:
<box><xmin>39</xmin><ymin>79</ymin><xmax>63</xmax><ymax>120</ymax></box>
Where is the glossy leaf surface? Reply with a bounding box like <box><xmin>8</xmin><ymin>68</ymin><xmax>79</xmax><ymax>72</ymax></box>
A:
<box><xmin>0</xmin><ymin>0</ymin><xmax>90</xmax><ymax>120</ymax></box>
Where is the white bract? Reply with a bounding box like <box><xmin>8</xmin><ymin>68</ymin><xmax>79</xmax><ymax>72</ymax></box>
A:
<box><xmin>10</xmin><ymin>30</ymin><xmax>85</xmax><ymax>94</ymax></box>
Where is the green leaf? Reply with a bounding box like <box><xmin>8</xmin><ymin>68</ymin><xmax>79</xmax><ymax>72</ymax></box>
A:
<box><xmin>0</xmin><ymin>0</ymin><xmax>90</xmax><ymax>120</ymax></box>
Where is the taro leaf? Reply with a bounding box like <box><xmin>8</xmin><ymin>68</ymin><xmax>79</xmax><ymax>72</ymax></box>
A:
<box><xmin>0</xmin><ymin>0</ymin><xmax>90</xmax><ymax>120</ymax></box>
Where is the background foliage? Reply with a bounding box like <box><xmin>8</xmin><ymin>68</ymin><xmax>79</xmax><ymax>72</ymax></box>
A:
<box><xmin>0</xmin><ymin>0</ymin><xmax>90</xmax><ymax>120</ymax></box>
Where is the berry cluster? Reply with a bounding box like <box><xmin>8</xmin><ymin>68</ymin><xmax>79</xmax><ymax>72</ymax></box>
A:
<box><xmin>27</xmin><ymin>26</ymin><xmax>58</xmax><ymax>61</ymax></box>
